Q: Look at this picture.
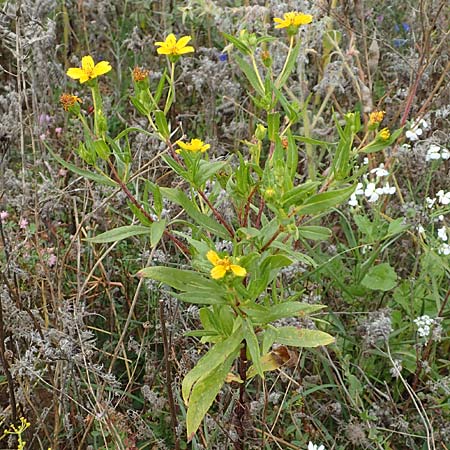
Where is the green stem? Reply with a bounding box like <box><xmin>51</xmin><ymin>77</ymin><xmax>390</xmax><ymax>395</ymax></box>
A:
<box><xmin>164</xmin><ymin>61</ymin><xmax>175</xmax><ymax>114</ymax></box>
<box><xmin>276</xmin><ymin>35</ymin><xmax>294</xmax><ymax>88</ymax></box>
<box><xmin>250</xmin><ymin>53</ymin><xmax>265</xmax><ymax>94</ymax></box>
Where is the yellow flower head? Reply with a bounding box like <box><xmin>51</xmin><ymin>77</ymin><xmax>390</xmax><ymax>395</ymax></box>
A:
<box><xmin>273</xmin><ymin>11</ymin><xmax>313</xmax><ymax>29</ymax></box>
<box><xmin>132</xmin><ymin>66</ymin><xmax>149</xmax><ymax>82</ymax></box>
<box><xmin>369</xmin><ymin>110</ymin><xmax>385</xmax><ymax>126</ymax></box>
<box><xmin>207</xmin><ymin>250</ymin><xmax>247</xmax><ymax>280</ymax></box>
<box><xmin>60</xmin><ymin>93</ymin><xmax>82</xmax><ymax>111</ymax></box>
<box><xmin>176</xmin><ymin>138</ymin><xmax>210</xmax><ymax>153</ymax></box>
<box><xmin>378</xmin><ymin>127</ymin><xmax>391</xmax><ymax>140</ymax></box>
<box><xmin>155</xmin><ymin>34</ymin><xmax>195</xmax><ymax>57</ymax></box>
<box><xmin>66</xmin><ymin>56</ymin><xmax>112</xmax><ymax>84</ymax></box>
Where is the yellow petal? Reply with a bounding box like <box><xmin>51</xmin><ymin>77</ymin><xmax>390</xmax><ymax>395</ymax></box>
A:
<box><xmin>273</xmin><ymin>18</ymin><xmax>284</xmax><ymax>23</ymax></box>
<box><xmin>177</xmin><ymin>35</ymin><xmax>192</xmax><ymax>48</ymax></box>
<box><xmin>79</xmin><ymin>74</ymin><xmax>90</xmax><ymax>84</ymax></box>
<box><xmin>230</xmin><ymin>265</ymin><xmax>246</xmax><ymax>277</ymax></box>
<box><xmin>93</xmin><ymin>61</ymin><xmax>112</xmax><ymax>76</ymax></box>
<box><xmin>157</xmin><ymin>48</ymin><xmax>172</xmax><ymax>55</ymax></box>
<box><xmin>206</xmin><ymin>250</ymin><xmax>220</xmax><ymax>265</ymax></box>
<box><xmin>211</xmin><ymin>266</ymin><xmax>226</xmax><ymax>279</ymax></box>
<box><xmin>166</xmin><ymin>33</ymin><xmax>177</xmax><ymax>45</ymax></box>
<box><xmin>66</xmin><ymin>68</ymin><xmax>84</xmax><ymax>79</ymax></box>
<box><xmin>81</xmin><ymin>55</ymin><xmax>95</xmax><ymax>71</ymax></box>
<box><xmin>176</xmin><ymin>46</ymin><xmax>195</xmax><ymax>55</ymax></box>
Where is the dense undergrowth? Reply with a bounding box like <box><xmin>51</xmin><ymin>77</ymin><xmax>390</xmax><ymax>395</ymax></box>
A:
<box><xmin>0</xmin><ymin>1</ymin><xmax>449</xmax><ymax>449</ymax></box>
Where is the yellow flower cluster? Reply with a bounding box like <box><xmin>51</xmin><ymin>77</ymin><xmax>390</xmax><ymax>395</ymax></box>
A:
<box><xmin>176</xmin><ymin>138</ymin><xmax>210</xmax><ymax>153</ymax></box>
<box><xmin>60</xmin><ymin>93</ymin><xmax>82</xmax><ymax>111</ymax></box>
<box><xmin>207</xmin><ymin>250</ymin><xmax>246</xmax><ymax>280</ymax></box>
<box><xmin>132</xmin><ymin>66</ymin><xmax>149</xmax><ymax>82</ymax></box>
<box><xmin>369</xmin><ymin>110</ymin><xmax>385</xmax><ymax>125</ymax></box>
<box><xmin>378</xmin><ymin>128</ymin><xmax>391</xmax><ymax>140</ymax></box>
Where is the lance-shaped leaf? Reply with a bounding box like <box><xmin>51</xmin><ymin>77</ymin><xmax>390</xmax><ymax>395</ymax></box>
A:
<box><xmin>86</xmin><ymin>225</ymin><xmax>153</xmax><ymax>243</ymax></box>
<box><xmin>275</xmin><ymin>327</ymin><xmax>335</xmax><ymax>347</ymax></box>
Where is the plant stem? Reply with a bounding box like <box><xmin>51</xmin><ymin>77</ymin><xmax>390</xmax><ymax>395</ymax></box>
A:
<box><xmin>234</xmin><ymin>342</ymin><xmax>248</xmax><ymax>450</ymax></box>
<box><xmin>159</xmin><ymin>299</ymin><xmax>180</xmax><ymax>450</ymax></box>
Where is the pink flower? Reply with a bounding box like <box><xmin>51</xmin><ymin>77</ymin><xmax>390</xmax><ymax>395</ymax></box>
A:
<box><xmin>0</xmin><ymin>210</ymin><xmax>9</xmax><ymax>222</ymax></box>
<box><xmin>48</xmin><ymin>253</ymin><xmax>57</xmax><ymax>267</ymax></box>
<box><xmin>40</xmin><ymin>133</ymin><xmax>47</xmax><ymax>141</ymax></box>
<box><xmin>55</xmin><ymin>127</ymin><xmax>63</xmax><ymax>135</ymax></box>
<box><xmin>58</xmin><ymin>168</ymin><xmax>67</xmax><ymax>177</ymax></box>
<box><xmin>19</xmin><ymin>218</ymin><xmax>28</xmax><ymax>229</ymax></box>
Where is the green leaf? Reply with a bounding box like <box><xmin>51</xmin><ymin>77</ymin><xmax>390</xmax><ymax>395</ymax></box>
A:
<box><xmin>174</xmin><ymin>291</ymin><xmax>228</xmax><ymax>305</ymax></box>
<box><xmin>244</xmin><ymin>318</ymin><xmax>263</xmax><ymax>378</ymax></box>
<box><xmin>182</xmin><ymin>321</ymin><xmax>243</xmax><ymax>402</ymax></box>
<box><xmin>361</xmin><ymin>127</ymin><xmax>404</xmax><ymax>153</ymax></box>
<box><xmin>262</xmin><ymin>325</ymin><xmax>278</xmax><ymax>354</ymax></box>
<box><xmin>298</xmin><ymin>226</ymin><xmax>332</xmax><ymax>240</ymax></box>
<box><xmin>361</xmin><ymin>263</ymin><xmax>397</xmax><ymax>291</ymax></box>
<box><xmin>244</xmin><ymin>302</ymin><xmax>326</xmax><ymax>325</ymax></box>
<box><xmin>186</xmin><ymin>351</ymin><xmax>237</xmax><ymax>441</ymax></box>
<box><xmin>281</xmin><ymin>181</ymin><xmax>321</xmax><ymax>209</ymax></box>
<box><xmin>222</xmin><ymin>33</ymin><xmax>251</xmax><ymax>55</ymax></box>
<box><xmin>150</xmin><ymin>219</ymin><xmax>166</xmax><ymax>247</ymax></box>
<box><xmin>138</xmin><ymin>266</ymin><xmax>220</xmax><ymax>292</ymax></box>
<box><xmin>234</xmin><ymin>54</ymin><xmax>265</xmax><ymax>97</ymax></box>
<box><xmin>46</xmin><ymin>146</ymin><xmax>116</xmax><ymax>186</ymax></box>
<box><xmin>267</xmin><ymin>112</ymin><xmax>280</xmax><ymax>142</ymax></box>
<box><xmin>296</xmin><ymin>185</ymin><xmax>355</xmax><ymax>215</ymax></box>
<box><xmin>86</xmin><ymin>225</ymin><xmax>152</xmax><ymax>243</ymax></box>
<box><xmin>194</xmin><ymin>160</ymin><xmax>228</xmax><ymax>186</ymax></box>
<box><xmin>160</xmin><ymin>188</ymin><xmax>230</xmax><ymax>239</ymax></box>
<box><xmin>275</xmin><ymin>327</ymin><xmax>335</xmax><ymax>347</ymax></box>
<box><xmin>154</xmin><ymin>110</ymin><xmax>170</xmax><ymax>139</ymax></box>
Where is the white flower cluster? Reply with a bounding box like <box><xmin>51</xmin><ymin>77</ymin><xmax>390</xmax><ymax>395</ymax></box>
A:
<box><xmin>308</xmin><ymin>442</ymin><xmax>325</xmax><ymax>450</ymax></box>
<box><xmin>349</xmin><ymin>165</ymin><xmax>396</xmax><ymax>206</ymax></box>
<box><xmin>426</xmin><ymin>190</ymin><xmax>450</xmax><ymax>208</ymax></box>
<box><xmin>405</xmin><ymin>119</ymin><xmax>429</xmax><ymax>141</ymax></box>
<box><xmin>426</xmin><ymin>144</ymin><xmax>450</xmax><ymax>162</ymax></box>
<box><xmin>414</xmin><ymin>315</ymin><xmax>435</xmax><ymax>338</ymax></box>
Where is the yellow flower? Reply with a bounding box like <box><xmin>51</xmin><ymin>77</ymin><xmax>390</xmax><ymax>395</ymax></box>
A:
<box><xmin>176</xmin><ymin>138</ymin><xmax>210</xmax><ymax>153</ymax></box>
<box><xmin>379</xmin><ymin>127</ymin><xmax>391</xmax><ymax>140</ymax></box>
<box><xmin>155</xmin><ymin>34</ymin><xmax>195</xmax><ymax>56</ymax></box>
<box><xmin>66</xmin><ymin>55</ymin><xmax>112</xmax><ymax>84</ymax></box>
<box><xmin>60</xmin><ymin>93</ymin><xmax>82</xmax><ymax>111</ymax></box>
<box><xmin>273</xmin><ymin>11</ymin><xmax>313</xmax><ymax>29</ymax></box>
<box><xmin>369</xmin><ymin>110</ymin><xmax>385</xmax><ymax>125</ymax></box>
<box><xmin>207</xmin><ymin>250</ymin><xmax>247</xmax><ymax>280</ymax></box>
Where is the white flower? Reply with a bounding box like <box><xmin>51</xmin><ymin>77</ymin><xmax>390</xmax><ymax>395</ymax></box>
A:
<box><xmin>363</xmin><ymin>157</ymin><xmax>369</xmax><ymax>165</ymax></box>
<box><xmin>438</xmin><ymin>215</ymin><xmax>444</xmax><ymax>221</ymax></box>
<box><xmin>438</xmin><ymin>243</ymin><xmax>450</xmax><ymax>255</ymax></box>
<box><xmin>414</xmin><ymin>315</ymin><xmax>434</xmax><ymax>338</ymax></box>
<box><xmin>308</xmin><ymin>442</ymin><xmax>325</xmax><ymax>450</ymax></box>
<box><xmin>441</xmin><ymin>148</ymin><xmax>450</xmax><ymax>160</ymax></box>
<box><xmin>348</xmin><ymin>193</ymin><xmax>358</xmax><ymax>207</ymax></box>
<box><xmin>425</xmin><ymin>144</ymin><xmax>442</xmax><ymax>161</ymax></box>
<box><xmin>437</xmin><ymin>190</ymin><xmax>450</xmax><ymax>205</ymax></box>
<box><xmin>370</xmin><ymin>163</ymin><xmax>389</xmax><ymax>177</ymax></box>
<box><xmin>417</xmin><ymin>225</ymin><xmax>425</xmax><ymax>234</ymax></box>
<box><xmin>437</xmin><ymin>227</ymin><xmax>448</xmax><ymax>242</ymax></box>
<box><xmin>381</xmin><ymin>183</ymin><xmax>396</xmax><ymax>195</ymax></box>
<box><xmin>355</xmin><ymin>182</ymin><xmax>364</xmax><ymax>195</ymax></box>
<box><xmin>425</xmin><ymin>197</ymin><xmax>436</xmax><ymax>208</ymax></box>
<box><xmin>420</xmin><ymin>119</ymin><xmax>429</xmax><ymax>129</ymax></box>
<box><xmin>365</xmin><ymin>182</ymin><xmax>379</xmax><ymax>202</ymax></box>
<box><xmin>405</xmin><ymin>128</ymin><xmax>423</xmax><ymax>141</ymax></box>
